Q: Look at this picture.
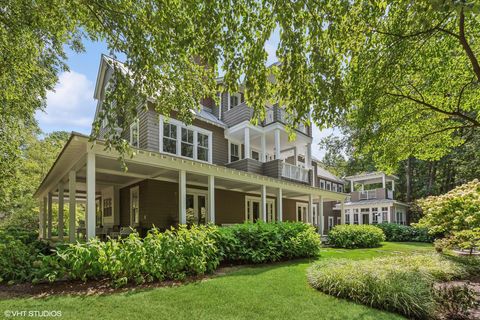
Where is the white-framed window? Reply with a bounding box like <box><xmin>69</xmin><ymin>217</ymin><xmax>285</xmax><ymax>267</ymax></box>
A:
<box><xmin>163</xmin><ymin>122</ymin><xmax>177</xmax><ymax>154</ymax></box>
<box><xmin>159</xmin><ymin>116</ymin><xmax>212</xmax><ymax>163</ymax></box>
<box><xmin>181</xmin><ymin>127</ymin><xmax>194</xmax><ymax>158</ymax></box>
<box><xmin>228</xmin><ymin>93</ymin><xmax>241</xmax><ymax>109</ymax></box>
<box><xmin>328</xmin><ymin>216</ymin><xmax>334</xmax><ymax>230</ymax></box>
<box><xmin>320</xmin><ymin>179</ymin><xmax>325</xmax><ymax>189</ymax></box>
<box><xmin>338</xmin><ymin>185</ymin><xmax>343</xmax><ymax>192</ymax></box>
<box><xmin>197</xmin><ymin>133</ymin><xmax>209</xmax><ymax>162</ymax></box>
<box><xmin>372</xmin><ymin>207</ymin><xmax>379</xmax><ymax>224</ymax></box>
<box><xmin>130</xmin><ymin>118</ymin><xmax>139</xmax><ymax>147</ymax></box>
<box><xmin>245</xmin><ymin>196</ymin><xmax>275</xmax><ymax>222</ymax></box>
<box><xmin>230</xmin><ymin>143</ymin><xmax>240</xmax><ymax>162</ymax></box>
<box><xmin>130</xmin><ymin>186</ymin><xmax>140</xmax><ymax>226</ymax></box>
<box><xmin>396</xmin><ymin>210</ymin><xmax>405</xmax><ymax>225</ymax></box>
<box><xmin>333</xmin><ymin>184</ymin><xmax>337</xmax><ymax>192</ymax></box>
<box><xmin>382</xmin><ymin>207</ymin><xmax>388</xmax><ymax>222</ymax></box>
<box><xmin>326</xmin><ymin>181</ymin><xmax>331</xmax><ymax>191</ymax></box>
<box><xmin>337</xmin><ymin>217</ymin><xmax>341</xmax><ymax>225</ymax></box>
<box><xmin>296</xmin><ymin>202</ymin><xmax>309</xmax><ymax>223</ymax></box>
<box><xmin>345</xmin><ymin>213</ymin><xmax>351</xmax><ymax>224</ymax></box>
<box><xmin>251</xmin><ymin>150</ymin><xmax>260</xmax><ymax>161</ymax></box>
<box><xmin>353</xmin><ymin>209</ymin><xmax>359</xmax><ymax>224</ymax></box>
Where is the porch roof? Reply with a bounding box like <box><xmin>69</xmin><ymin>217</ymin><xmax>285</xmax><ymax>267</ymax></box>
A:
<box><xmin>35</xmin><ymin>132</ymin><xmax>346</xmax><ymax>202</ymax></box>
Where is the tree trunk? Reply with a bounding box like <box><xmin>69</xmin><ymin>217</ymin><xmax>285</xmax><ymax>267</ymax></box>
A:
<box><xmin>427</xmin><ymin>161</ymin><xmax>437</xmax><ymax>195</ymax></box>
<box><xmin>406</xmin><ymin>158</ymin><xmax>413</xmax><ymax>203</ymax></box>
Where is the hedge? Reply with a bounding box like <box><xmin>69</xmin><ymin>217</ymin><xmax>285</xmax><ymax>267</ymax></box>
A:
<box><xmin>375</xmin><ymin>223</ymin><xmax>433</xmax><ymax>242</ymax></box>
<box><xmin>328</xmin><ymin>224</ymin><xmax>385</xmax><ymax>248</ymax></box>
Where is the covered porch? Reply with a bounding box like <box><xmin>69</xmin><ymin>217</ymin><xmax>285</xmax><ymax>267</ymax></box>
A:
<box><xmin>35</xmin><ymin>133</ymin><xmax>345</xmax><ymax>242</ymax></box>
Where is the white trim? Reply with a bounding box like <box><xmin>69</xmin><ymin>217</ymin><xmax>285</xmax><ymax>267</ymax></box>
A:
<box><xmin>245</xmin><ymin>196</ymin><xmax>275</xmax><ymax>222</ymax></box>
<box><xmin>129</xmin><ymin>118</ymin><xmax>139</xmax><ymax>147</ymax></box>
<box><xmin>130</xmin><ymin>185</ymin><xmax>140</xmax><ymax>226</ymax></box>
<box><xmin>296</xmin><ymin>202</ymin><xmax>308</xmax><ymax>223</ymax></box>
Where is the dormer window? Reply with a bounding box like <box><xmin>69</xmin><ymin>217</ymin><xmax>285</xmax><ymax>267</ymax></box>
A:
<box><xmin>130</xmin><ymin>118</ymin><xmax>139</xmax><ymax>147</ymax></box>
<box><xmin>230</xmin><ymin>95</ymin><xmax>239</xmax><ymax>108</ymax></box>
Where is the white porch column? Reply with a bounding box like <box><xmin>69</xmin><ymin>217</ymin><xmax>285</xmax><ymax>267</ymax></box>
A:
<box><xmin>68</xmin><ymin>171</ymin><xmax>76</xmax><ymax>243</ymax></box>
<box><xmin>340</xmin><ymin>199</ymin><xmax>345</xmax><ymax>224</ymax></box>
<box><xmin>293</xmin><ymin>146</ymin><xmax>298</xmax><ymax>165</ymax></box>
<box><xmin>208</xmin><ymin>175</ymin><xmax>215</xmax><ymax>224</ymax></box>
<box><xmin>274</xmin><ymin>128</ymin><xmax>281</xmax><ymax>160</ymax></box>
<box><xmin>387</xmin><ymin>206</ymin><xmax>391</xmax><ymax>223</ymax></box>
<box><xmin>261</xmin><ymin>185</ymin><xmax>267</xmax><ymax>222</ymax></box>
<box><xmin>382</xmin><ymin>174</ymin><xmax>386</xmax><ymax>189</ymax></box>
<box><xmin>86</xmin><ymin>152</ymin><xmax>96</xmax><ymax>240</ymax></box>
<box><xmin>179</xmin><ymin>170</ymin><xmax>187</xmax><ymax>224</ymax></box>
<box><xmin>277</xmin><ymin>188</ymin><xmax>283</xmax><ymax>222</ymax></box>
<box><xmin>319</xmin><ymin>196</ymin><xmax>324</xmax><ymax>235</ymax></box>
<box><xmin>308</xmin><ymin>194</ymin><xmax>314</xmax><ymax>224</ymax></box>
<box><xmin>47</xmin><ymin>192</ymin><xmax>53</xmax><ymax>239</ymax></box>
<box><xmin>392</xmin><ymin>180</ymin><xmax>395</xmax><ymax>192</ymax></box>
<box><xmin>306</xmin><ymin>143</ymin><xmax>312</xmax><ymax>169</ymax></box>
<box><xmin>260</xmin><ymin>133</ymin><xmax>266</xmax><ymax>162</ymax></box>
<box><xmin>244</xmin><ymin>127</ymin><xmax>250</xmax><ymax>159</ymax></box>
<box><xmin>58</xmin><ymin>182</ymin><xmax>64</xmax><ymax>241</ymax></box>
<box><xmin>40</xmin><ymin>197</ymin><xmax>47</xmax><ymax>239</ymax></box>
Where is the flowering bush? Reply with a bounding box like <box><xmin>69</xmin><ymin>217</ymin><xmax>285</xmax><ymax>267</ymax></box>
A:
<box><xmin>416</xmin><ymin>179</ymin><xmax>480</xmax><ymax>236</ymax></box>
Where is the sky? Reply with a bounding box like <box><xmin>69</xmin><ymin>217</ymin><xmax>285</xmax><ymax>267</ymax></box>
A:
<box><xmin>36</xmin><ymin>37</ymin><xmax>334</xmax><ymax>159</ymax></box>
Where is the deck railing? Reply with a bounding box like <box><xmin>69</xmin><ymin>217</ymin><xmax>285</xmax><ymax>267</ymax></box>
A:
<box><xmin>359</xmin><ymin>190</ymin><xmax>377</xmax><ymax>200</ymax></box>
<box><xmin>281</xmin><ymin>162</ymin><xmax>309</xmax><ymax>183</ymax></box>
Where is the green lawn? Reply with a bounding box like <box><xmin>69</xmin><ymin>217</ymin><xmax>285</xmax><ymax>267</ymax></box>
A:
<box><xmin>0</xmin><ymin>242</ymin><xmax>433</xmax><ymax>320</ymax></box>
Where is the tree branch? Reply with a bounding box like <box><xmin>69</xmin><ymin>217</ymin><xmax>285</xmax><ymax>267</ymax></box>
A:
<box><xmin>420</xmin><ymin>124</ymin><xmax>476</xmax><ymax>139</ymax></box>
<box><xmin>458</xmin><ymin>8</ymin><xmax>480</xmax><ymax>82</ymax></box>
<box><xmin>385</xmin><ymin>91</ymin><xmax>480</xmax><ymax>127</ymax></box>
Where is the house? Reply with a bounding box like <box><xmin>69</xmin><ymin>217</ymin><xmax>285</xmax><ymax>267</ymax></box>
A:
<box><xmin>34</xmin><ymin>55</ymin><xmax>346</xmax><ymax>242</ymax></box>
<box><xmin>335</xmin><ymin>172</ymin><xmax>409</xmax><ymax>227</ymax></box>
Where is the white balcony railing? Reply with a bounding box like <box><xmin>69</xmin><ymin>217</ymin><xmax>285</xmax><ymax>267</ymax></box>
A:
<box><xmin>359</xmin><ymin>190</ymin><xmax>377</xmax><ymax>200</ymax></box>
<box><xmin>282</xmin><ymin>162</ymin><xmax>309</xmax><ymax>183</ymax></box>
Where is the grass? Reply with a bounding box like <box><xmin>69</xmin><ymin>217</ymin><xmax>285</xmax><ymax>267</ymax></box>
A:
<box><xmin>0</xmin><ymin>242</ymin><xmax>433</xmax><ymax>320</ymax></box>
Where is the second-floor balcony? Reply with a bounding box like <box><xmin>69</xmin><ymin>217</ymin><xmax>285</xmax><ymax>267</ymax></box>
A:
<box><xmin>350</xmin><ymin>188</ymin><xmax>394</xmax><ymax>202</ymax></box>
<box><xmin>265</xmin><ymin>106</ymin><xmax>309</xmax><ymax>136</ymax></box>
<box><xmin>226</xmin><ymin>158</ymin><xmax>311</xmax><ymax>184</ymax></box>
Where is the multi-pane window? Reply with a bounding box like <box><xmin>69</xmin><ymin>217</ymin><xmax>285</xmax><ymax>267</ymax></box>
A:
<box><xmin>130</xmin><ymin>186</ymin><xmax>139</xmax><ymax>226</ymax></box>
<box><xmin>338</xmin><ymin>185</ymin><xmax>343</xmax><ymax>192</ymax></box>
<box><xmin>320</xmin><ymin>180</ymin><xmax>325</xmax><ymax>189</ymax></box>
<box><xmin>353</xmin><ymin>209</ymin><xmax>359</xmax><ymax>224</ymax></box>
<box><xmin>230</xmin><ymin>94</ymin><xmax>239</xmax><ymax>108</ymax></box>
<box><xmin>197</xmin><ymin>133</ymin><xmax>209</xmax><ymax>162</ymax></box>
<box><xmin>230</xmin><ymin>143</ymin><xmax>240</xmax><ymax>162</ymax></box>
<box><xmin>252</xmin><ymin>150</ymin><xmax>260</xmax><ymax>161</ymax></box>
<box><xmin>372</xmin><ymin>207</ymin><xmax>379</xmax><ymax>224</ymax></box>
<box><xmin>326</xmin><ymin>181</ymin><xmax>331</xmax><ymax>191</ymax></box>
<box><xmin>333</xmin><ymin>184</ymin><xmax>337</xmax><ymax>192</ymax></box>
<box><xmin>345</xmin><ymin>214</ymin><xmax>351</xmax><ymax>224</ymax></box>
<box><xmin>381</xmin><ymin>207</ymin><xmax>388</xmax><ymax>223</ymax></box>
<box><xmin>163</xmin><ymin>123</ymin><xmax>177</xmax><ymax>154</ymax></box>
<box><xmin>328</xmin><ymin>217</ymin><xmax>334</xmax><ymax>231</ymax></box>
<box><xmin>181</xmin><ymin>128</ymin><xmax>194</xmax><ymax>158</ymax></box>
<box><xmin>130</xmin><ymin>119</ymin><xmax>139</xmax><ymax>147</ymax></box>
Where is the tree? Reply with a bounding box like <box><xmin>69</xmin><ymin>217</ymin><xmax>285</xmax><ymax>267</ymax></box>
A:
<box><xmin>2</xmin><ymin>0</ymin><xmax>480</xmax><ymax>178</ymax></box>
<box><xmin>416</xmin><ymin>179</ymin><xmax>480</xmax><ymax>236</ymax></box>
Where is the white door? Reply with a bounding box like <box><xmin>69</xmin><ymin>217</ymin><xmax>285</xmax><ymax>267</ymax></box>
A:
<box><xmin>186</xmin><ymin>189</ymin><xmax>208</xmax><ymax>225</ymax></box>
<box><xmin>245</xmin><ymin>197</ymin><xmax>275</xmax><ymax>222</ymax></box>
<box><xmin>296</xmin><ymin>203</ymin><xmax>308</xmax><ymax>223</ymax></box>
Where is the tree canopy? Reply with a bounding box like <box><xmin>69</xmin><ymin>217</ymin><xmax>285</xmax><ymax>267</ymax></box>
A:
<box><xmin>2</xmin><ymin>0</ymin><xmax>479</xmax><ymax>178</ymax></box>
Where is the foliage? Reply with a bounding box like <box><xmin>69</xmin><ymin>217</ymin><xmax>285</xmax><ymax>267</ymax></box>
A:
<box><xmin>443</xmin><ymin>229</ymin><xmax>480</xmax><ymax>255</ymax></box>
<box><xmin>376</xmin><ymin>223</ymin><xmax>433</xmax><ymax>243</ymax></box>
<box><xmin>328</xmin><ymin>224</ymin><xmax>385</xmax><ymax>249</ymax></box>
<box><xmin>307</xmin><ymin>254</ymin><xmax>480</xmax><ymax>319</ymax></box>
<box><xmin>216</xmin><ymin>222</ymin><xmax>320</xmax><ymax>263</ymax></box>
<box><xmin>0</xmin><ymin>227</ymin><xmax>50</xmax><ymax>283</ymax></box>
<box><xmin>434</xmin><ymin>283</ymin><xmax>479</xmax><ymax>320</ymax></box>
<box><xmin>0</xmin><ymin>130</ymin><xmax>69</xmax><ymax>228</ymax></box>
<box><xmin>416</xmin><ymin>179</ymin><xmax>480</xmax><ymax>235</ymax></box>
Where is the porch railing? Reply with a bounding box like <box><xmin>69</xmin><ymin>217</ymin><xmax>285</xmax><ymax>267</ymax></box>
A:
<box><xmin>359</xmin><ymin>190</ymin><xmax>377</xmax><ymax>200</ymax></box>
<box><xmin>281</xmin><ymin>162</ymin><xmax>309</xmax><ymax>183</ymax></box>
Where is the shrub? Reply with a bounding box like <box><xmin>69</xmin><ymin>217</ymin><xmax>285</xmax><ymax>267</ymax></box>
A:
<box><xmin>307</xmin><ymin>254</ymin><xmax>479</xmax><ymax>319</ymax></box>
<box><xmin>0</xmin><ymin>227</ymin><xmax>50</xmax><ymax>283</ymax></box>
<box><xmin>434</xmin><ymin>283</ymin><xmax>479</xmax><ymax>320</ymax></box>
<box><xmin>216</xmin><ymin>222</ymin><xmax>320</xmax><ymax>263</ymax></box>
<box><xmin>328</xmin><ymin>224</ymin><xmax>385</xmax><ymax>248</ymax></box>
<box><xmin>376</xmin><ymin>223</ymin><xmax>433</xmax><ymax>242</ymax></box>
<box><xmin>417</xmin><ymin>179</ymin><xmax>480</xmax><ymax>236</ymax></box>
<box><xmin>446</xmin><ymin>229</ymin><xmax>480</xmax><ymax>255</ymax></box>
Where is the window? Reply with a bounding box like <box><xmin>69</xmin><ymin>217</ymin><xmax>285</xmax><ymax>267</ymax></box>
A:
<box><xmin>328</xmin><ymin>216</ymin><xmax>334</xmax><ymax>231</ymax></box>
<box><xmin>103</xmin><ymin>198</ymin><xmax>112</xmax><ymax>217</ymax></box>
<box><xmin>163</xmin><ymin>123</ymin><xmax>177</xmax><ymax>154</ymax></box>
<box><xmin>130</xmin><ymin>186</ymin><xmax>139</xmax><ymax>226</ymax></box>
<box><xmin>320</xmin><ymin>179</ymin><xmax>325</xmax><ymax>189</ymax></box>
<box><xmin>130</xmin><ymin>119</ymin><xmax>139</xmax><ymax>147</ymax></box>
<box><xmin>353</xmin><ymin>209</ymin><xmax>359</xmax><ymax>224</ymax></box>
<box><xmin>197</xmin><ymin>133</ymin><xmax>209</xmax><ymax>162</ymax></box>
<box><xmin>181</xmin><ymin>128</ymin><xmax>194</xmax><ymax>158</ymax></box>
<box><xmin>229</xmin><ymin>94</ymin><xmax>239</xmax><ymax>108</ymax></box>
<box><xmin>251</xmin><ymin>150</ymin><xmax>260</xmax><ymax>161</ymax></box>
<box><xmin>338</xmin><ymin>185</ymin><xmax>343</xmax><ymax>192</ymax></box>
<box><xmin>160</xmin><ymin>117</ymin><xmax>212</xmax><ymax>163</ymax></box>
<box><xmin>345</xmin><ymin>213</ymin><xmax>351</xmax><ymax>224</ymax></box>
<box><xmin>382</xmin><ymin>207</ymin><xmax>388</xmax><ymax>223</ymax></box>
<box><xmin>337</xmin><ymin>217</ymin><xmax>341</xmax><ymax>225</ymax></box>
<box><xmin>230</xmin><ymin>143</ymin><xmax>240</xmax><ymax>162</ymax></box>
<box><xmin>372</xmin><ymin>207</ymin><xmax>378</xmax><ymax>224</ymax></box>
<box><xmin>326</xmin><ymin>181</ymin><xmax>331</xmax><ymax>191</ymax></box>
<box><xmin>333</xmin><ymin>184</ymin><xmax>337</xmax><ymax>192</ymax></box>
